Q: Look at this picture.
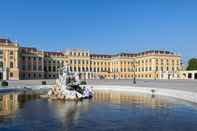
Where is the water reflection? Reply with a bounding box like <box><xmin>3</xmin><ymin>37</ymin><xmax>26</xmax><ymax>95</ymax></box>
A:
<box><xmin>17</xmin><ymin>93</ymin><xmax>40</xmax><ymax>108</ymax></box>
<box><xmin>0</xmin><ymin>91</ymin><xmax>197</xmax><ymax>131</ymax></box>
<box><xmin>93</xmin><ymin>91</ymin><xmax>170</xmax><ymax>109</ymax></box>
<box><xmin>48</xmin><ymin>99</ymin><xmax>92</xmax><ymax>126</ymax></box>
<box><xmin>0</xmin><ymin>91</ymin><xmax>174</xmax><ymax>120</ymax></box>
<box><xmin>0</xmin><ymin>94</ymin><xmax>18</xmax><ymax>118</ymax></box>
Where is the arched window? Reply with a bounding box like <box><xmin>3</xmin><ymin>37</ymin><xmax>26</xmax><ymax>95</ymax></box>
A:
<box><xmin>188</xmin><ymin>73</ymin><xmax>192</xmax><ymax>79</ymax></box>
<box><xmin>10</xmin><ymin>62</ymin><xmax>14</xmax><ymax>68</ymax></box>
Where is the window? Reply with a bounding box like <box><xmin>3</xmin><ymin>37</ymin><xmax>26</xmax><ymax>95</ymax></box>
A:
<box><xmin>33</xmin><ymin>65</ymin><xmax>37</xmax><ymax>71</ymax></box>
<box><xmin>44</xmin><ymin>66</ymin><xmax>47</xmax><ymax>72</ymax></box>
<box><xmin>48</xmin><ymin>66</ymin><xmax>51</xmax><ymax>72</ymax></box>
<box><xmin>10</xmin><ymin>72</ymin><xmax>13</xmax><ymax>77</ymax></box>
<box><xmin>161</xmin><ymin>59</ymin><xmax>164</xmax><ymax>64</ymax></box>
<box><xmin>22</xmin><ymin>56</ymin><xmax>26</xmax><ymax>61</ymax></box>
<box><xmin>10</xmin><ymin>62</ymin><xmax>14</xmax><ymax>68</ymax></box>
<box><xmin>39</xmin><ymin>57</ymin><xmax>42</xmax><ymax>62</ymax></box>
<box><xmin>0</xmin><ymin>61</ymin><xmax>3</xmax><ymax>68</ymax></box>
<box><xmin>22</xmin><ymin>73</ymin><xmax>25</xmax><ymax>78</ymax></box>
<box><xmin>39</xmin><ymin>74</ymin><xmax>42</xmax><ymax>78</ymax></box>
<box><xmin>53</xmin><ymin>66</ymin><xmax>56</xmax><ymax>72</ymax></box>
<box><xmin>0</xmin><ymin>50</ymin><xmax>3</xmax><ymax>55</ymax></box>
<box><xmin>188</xmin><ymin>73</ymin><xmax>192</xmax><ymax>79</ymax></box>
<box><xmin>28</xmin><ymin>65</ymin><xmax>31</xmax><ymax>70</ymax></box>
<box><xmin>10</xmin><ymin>51</ymin><xmax>13</xmax><ymax>55</ymax></box>
<box><xmin>22</xmin><ymin>65</ymin><xmax>26</xmax><ymax>70</ymax></box>
<box><xmin>38</xmin><ymin>66</ymin><xmax>42</xmax><ymax>71</ymax></box>
<box><xmin>156</xmin><ymin>66</ymin><xmax>158</xmax><ymax>71</ymax></box>
<box><xmin>74</xmin><ymin>67</ymin><xmax>76</xmax><ymax>71</ymax></box>
<box><xmin>10</xmin><ymin>56</ymin><xmax>14</xmax><ymax>59</ymax></box>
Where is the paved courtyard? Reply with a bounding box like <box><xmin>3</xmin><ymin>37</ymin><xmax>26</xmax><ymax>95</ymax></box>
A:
<box><xmin>5</xmin><ymin>79</ymin><xmax>197</xmax><ymax>92</ymax></box>
<box><xmin>87</xmin><ymin>79</ymin><xmax>197</xmax><ymax>92</ymax></box>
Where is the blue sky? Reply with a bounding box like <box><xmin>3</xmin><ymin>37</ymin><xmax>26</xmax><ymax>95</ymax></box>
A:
<box><xmin>0</xmin><ymin>0</ymin><xmax>197</xmax><ymax>63</ymax></box>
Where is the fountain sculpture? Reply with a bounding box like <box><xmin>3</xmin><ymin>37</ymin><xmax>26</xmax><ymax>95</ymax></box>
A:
<box><xmin>47</xmin><ymin>65</ymin><xmax>93</xmax><ymax>100</ymax></box>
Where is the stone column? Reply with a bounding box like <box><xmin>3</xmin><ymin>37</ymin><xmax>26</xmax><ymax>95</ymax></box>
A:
<box><xmin>192</xmin><ymin>72</ymin><xmax>195</xmax><ymax>80</ymax></box>
<box><xmin>3</xmin><ymin>68</ymin><xmax>8</xmax><ymax>80</ymax></box>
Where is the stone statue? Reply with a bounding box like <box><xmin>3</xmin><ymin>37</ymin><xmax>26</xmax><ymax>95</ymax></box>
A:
<box><xmin>47</xmin><ymin>64</ymin><xmax>93</xmax><ymax>100</ymax></box>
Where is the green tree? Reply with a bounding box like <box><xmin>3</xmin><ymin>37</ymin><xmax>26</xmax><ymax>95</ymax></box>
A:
<box><xmin>187</xmin><ymin>58</ymin><xmax>197</xmax><ymax>70</ymax></box>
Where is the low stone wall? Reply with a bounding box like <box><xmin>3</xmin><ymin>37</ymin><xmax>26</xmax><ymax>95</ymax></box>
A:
<box><xmin>92</xmin><ymin>85</ymin><xmax>197</xmax><ymax>104</ymax></box>
<box><xmin>1</xmin><ymin>84</ymin><xmax>197</xmax><ymax>104</ymax></box>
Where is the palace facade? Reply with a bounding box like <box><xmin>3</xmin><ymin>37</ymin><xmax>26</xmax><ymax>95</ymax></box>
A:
<box><xmin>0</xmin><ymin>38</ymin><xmax>182</xmax><ymax>80</ymax></box>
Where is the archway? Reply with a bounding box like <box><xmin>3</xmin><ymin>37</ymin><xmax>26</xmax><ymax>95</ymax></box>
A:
<box><xmin>188</xmin><ymin>73</ymin><xmax>192</xmax><ymax>79</ymax></box>
<box><xmin>195</xmin><ymin>73</ymin><xmax>197</xmax><ymax>79</ymax></box>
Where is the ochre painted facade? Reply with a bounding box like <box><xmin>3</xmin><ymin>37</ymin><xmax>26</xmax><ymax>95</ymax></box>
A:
<box><xmin>0</xmin><ymin>38</ymin><xmax>182</xmax><ymax>80</ymax></box>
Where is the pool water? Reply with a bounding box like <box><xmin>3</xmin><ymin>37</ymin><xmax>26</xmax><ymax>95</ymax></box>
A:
<box><xmin>0</xmin><ymin>91</ymin><xmax>197</xmax><ymax>131</ymax></box>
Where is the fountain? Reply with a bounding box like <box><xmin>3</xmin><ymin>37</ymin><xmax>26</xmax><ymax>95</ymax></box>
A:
<box><xmin>47</xmin><ymin>65</ymin><xmax>94</xmax><ymax>100</ymax></box>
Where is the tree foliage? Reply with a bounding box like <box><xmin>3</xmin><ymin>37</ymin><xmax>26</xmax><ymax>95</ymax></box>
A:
<box><xmin>187</xmin><ymin>58</ymin><xmax>197</xmax><ymax>70</ymax></box>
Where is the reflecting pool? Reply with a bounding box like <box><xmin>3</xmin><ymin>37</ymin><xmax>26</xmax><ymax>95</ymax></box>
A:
<box><xmin>0</xmin><ymin>91</ymin><xmax>197</xmax><ymax>131</ymax></box>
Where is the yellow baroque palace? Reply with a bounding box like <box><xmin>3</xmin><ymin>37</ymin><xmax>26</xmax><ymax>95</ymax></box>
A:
<box><xmin>0</xmin><ymin>38</ymin><xmax>182</xmax><ymax>80</ymax></box>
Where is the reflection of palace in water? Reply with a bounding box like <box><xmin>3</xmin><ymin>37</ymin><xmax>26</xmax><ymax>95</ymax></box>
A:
<box><xmin>0</xmin><ymin>94</ymin><xmax>18</xmax><ymax>117</ymax></box>
<box><xmin>93</xmin><ymin>91</ymin><xmax>169</xmax><ymax>108</ymax></box>
<box><xmin>0</xmin><ymin>93</ymin><xmax>42</xmax><ymax>117</ymax></box>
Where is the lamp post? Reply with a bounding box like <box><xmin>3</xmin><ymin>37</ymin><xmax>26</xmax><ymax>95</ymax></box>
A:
<box><xmin>132</xmin><ymin>60</ymin><xmax>136</xmax><ymax>84</ymax></box>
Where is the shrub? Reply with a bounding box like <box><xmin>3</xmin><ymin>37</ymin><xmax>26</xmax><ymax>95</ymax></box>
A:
<box><xmin>42</xmin><ymin>81</ymin><xmax>47</xmax><ymax>85</ymax></box>
<box><xmin>80</xmin><ymin>81</ymin><xmax>87</xmax><ymax>85</ymax></box>
<box><xmin>1</xmin><ymin>81</ymin><xmax>8</xmax><ymax>87</ymax></box>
